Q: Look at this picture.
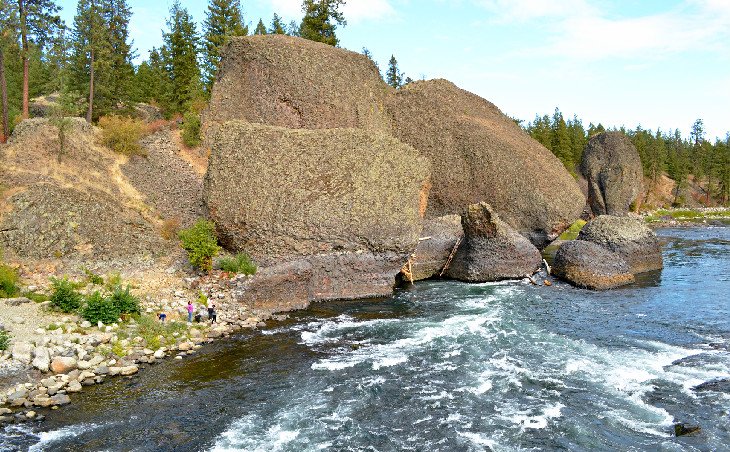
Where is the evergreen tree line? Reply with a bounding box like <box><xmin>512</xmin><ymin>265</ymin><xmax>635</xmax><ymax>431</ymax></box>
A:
<box><xmin>524</xmin><ymin>110</ymin><xmax>730</xmax><ymax>205</ymax></box>
<box><xmin>0</xmin><ymin>0</ymin><xmax>349</xmax><ymax>140</ymax></box>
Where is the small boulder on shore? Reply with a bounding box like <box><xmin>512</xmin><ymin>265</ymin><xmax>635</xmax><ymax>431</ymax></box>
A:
<box><xmin>444</xmin><ymin>203</ymin><xmax>541</xmax><ymax>282</ymax></box>
<box><xmin>553</xmin><ymin>240</ymin><xmax>635</xmax><ymax>290</ymax></box>
<box><xmin>577</xmin><ymin>215</ymin><xmax>663</xmax><ymax>274</ymax></box>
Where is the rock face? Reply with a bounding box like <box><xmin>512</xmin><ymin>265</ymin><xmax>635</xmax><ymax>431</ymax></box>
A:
<box><xmin>406</xmin><ymin>215</ymin><xmax>463</xmax><ymax>281</ymax></box>
<box><xmin>444</xmin><ymin>203</ymin><xmax>541</xmax><ymax>282</ymax></box>
<box><xmin>553</xmin><ymin>240</ymin><xmax>635</xmax><ymax>290</ymax></box>
<box><xmin>580</xmin><ymin>132</ymin><xmax>643</xmax><ymax>217</ymax></box>
<box><xmin>205</xmin><ymin>121</ymin><xmax>430</xmax><ymax>301</ymax></box>
<box><xmin>205</xmin><ymin>35</ymin><xmax>389</xmax><ymax>132</ymax></box>
<box><xmin>577</xmin><ymin>215</ymin><xmax>663</xmax><ymax>274</ymax></box>
<box><xmin>387</xmin><ymin>80</ymin><xmax>585</xmax><ymax>248</ymax></box>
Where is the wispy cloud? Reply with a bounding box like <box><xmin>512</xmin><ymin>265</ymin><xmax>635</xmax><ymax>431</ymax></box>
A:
<box><xmin>475</xmin><ymin>0</ymin><xmax>730</xmax><ymax>60</ymax></box>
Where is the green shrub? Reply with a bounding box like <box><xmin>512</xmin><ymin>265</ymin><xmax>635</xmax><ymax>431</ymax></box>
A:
<box><xmin>81</xmin><ymin>291</ymin><xmax>120</xmax><ymax>325</ymax></box>
<box><xmin>218</xmin><ymin>253</ymin><xmax>257</xmax><ymax>275</ymax></box>
<box><xmin>197</xmin><ymin>291</ymin><xmax>208</xmax><ymax>307</ymax></box>
<box><xmin>181</xmin><ymin>111</ymin><xmax>201</xmax><ymax>148</ymax></box>
<box><xmin>0</xmin><ymin>330</ymin><xmax>10</xmax><ymax>351</ymax></box>
<box><xmin>98</xmin><ymin>115</ymin><xmax>147</xmax><ymax>156</ymax></box>
<box><xmin>178</xmin><ymin>220</ymin><xmax>221</xmax><ymax>272</ymax></box>
<box><xmin>0</xmin><ymin>264</ymin><xmax>20</xmax><ymax>298</ymax></box>
<box><xmin>50</xmin><ymin>277</ymin><xmax>83</xmax><ymax>313</ymax></box>
<box><xmin>23</xmin><ymin>291</ymin><xmax>49</xmax><ymax>303</ymax></box>
<box><xmin>83</xmin><ymin>267</ymin><xmax>104</xmax><ymax>286</ymax></box>
<box><xmin>110</xmin><ymin>284</ymin><xmax>141</xmax><ymax>315</ymax></box>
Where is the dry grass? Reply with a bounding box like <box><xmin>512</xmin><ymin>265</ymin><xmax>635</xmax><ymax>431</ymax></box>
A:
<box><xmin>161</xmin><ymin>217</ymin><xmax>181</xmax><ymax>241</ymax></box>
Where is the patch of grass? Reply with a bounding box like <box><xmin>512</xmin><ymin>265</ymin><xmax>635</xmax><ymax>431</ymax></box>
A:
<box><xmin>83</xmin><ymin>267</ymin><xmax>104</xmax><ymax>286</ymax></box>
<box><xmin>104</xmin><ymin>272</ymin><xmax>123</xmax><ymax>292</ymax></box>
<box><xmin>98</xmin><ymin>115</ymin><xmax>147</xmax><ymax>156</ymax></box>
<box><xmin>0</xmin><ymin>330</ymin><xmax>10</xmax><ymax>351</ymax></box>
<box><xmin>49</xmin><ymin>277</ymin><xmax>83</xmax><ymax>313</ymax></box>
<box><xmin>23</xmin><ymin>291</ymin><xmax>50</xmax><ymax>303</ymax></box>
<box><xmin>0</xmin><ymin>264</ymin><xmax>20</xmax><ymax>298</ymax></box>
<box><xmin>645</xmin><ymin>209</ymin><xmax>730</xmax><ymax>222</ymax></box>
<box><xmin>161</xmin><ymin>218</ymin><xmax>181</xmax><ymax>241</ymax></box>
<box><xmin>218</xmin><ymin>253</ymin><xmax>257</xmax><ymax>275</ymax></box>
<box><xmin>178</xmin><ymin>220</ymin><xmax>221</xmax><ymax>272</ymax></box>
<box><xmin>46</xmin><ymin>323</ymin><xmax>61</xmax><ymax>331</ymax></box>
<box><xmin>135</xmin><ymin>314</ymin><xmax>190</xmax><ymax>349</ymax></box>
<box><xmin>558</xmin><ymin>220</ymin><xmax>587</xmax><ymax>241</ymax></box>
<box><xmin>111</xmin><ymin>341</ymin><xmax>126</xmax><ymax>358</ymax></box>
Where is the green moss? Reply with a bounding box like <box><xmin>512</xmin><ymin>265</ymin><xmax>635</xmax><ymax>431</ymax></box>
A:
<box><xmin>558</xmin><ymin>220</ymin><xmax>587</xmax><ymax>241</ymax></box>
<box><xmin>218</xmin><ymin>253</ymin><xmax>257</xmax><ymax>275</ymax></box>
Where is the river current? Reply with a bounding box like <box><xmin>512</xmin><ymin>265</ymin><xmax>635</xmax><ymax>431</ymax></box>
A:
<box><xmin>2</xmin><ymin>226</ymin><xmax>729</xmax><ymax>451</ymax></box>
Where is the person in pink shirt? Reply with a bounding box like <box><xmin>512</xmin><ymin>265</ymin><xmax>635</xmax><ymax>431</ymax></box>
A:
<box><xmin>187</xmin><ymin>301</ymin><xmax>194</xmax><ymax>323</ymax></box>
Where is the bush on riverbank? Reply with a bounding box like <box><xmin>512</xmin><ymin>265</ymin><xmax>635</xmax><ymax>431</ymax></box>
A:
<box><xmin>81</xmin><ymin>291</ymin><xmax>120</xmax><ymax>324</ymax></box>
<box><xmin>50</xmin><ymin>277</ymin><xmax>83</xmax><ymax>313</ymax></box>
<box><xmin>110</xmin><ymin>285</ymin><xmax>141</xmax><ymax>315</ymax></box>
<box><xmin>218</xmin><ymin>253</ymin><xmax>257</xmax><ymax>275</ymax></box>
<box><xmin>178</xmin><ymin>220</ymin><xmax>221</xmax><ymax>272</ymax></box>
<box><xmin>0</xmin><ymin>264</ymin><xmax>20</xmax><ymax>298</ymax></box>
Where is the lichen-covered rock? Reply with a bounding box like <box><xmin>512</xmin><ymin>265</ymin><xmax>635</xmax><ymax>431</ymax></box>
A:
<box><xmin>205</xmin><ymin>121</ymin><xmax>430</xmax><ymax>302</ymax></box>
<box><xmin>444</xmin><ymin>203</ymin><xmax>541</xmax><ymax>282</ymax></box>
<box><xmin>553</xmin><ymin>240</ymin><xmax>635</xmax><ymax>290</ymax></box>
<box><xmin>387</xmin><ymin>80</ymin><xmax>585</xmax><ymax>248</ymax></box>
<box><xmin>406</xmin><ymin>215</ymin><xmax>463</xmax><ymax>281</ymax></box>
<box><xmin>577</xmin><ymin>215</ymin><xmax>663</xmax><ymax>274</ymax></box>
<box><xmin>205</xmin><ymin>35</ymin><xmax>389</xmax><ymax>132</ymax></box>
<box><xmin>580</xmin><ymin>132</ymin><xmax>643</xmax><ymax>216</ymax></box>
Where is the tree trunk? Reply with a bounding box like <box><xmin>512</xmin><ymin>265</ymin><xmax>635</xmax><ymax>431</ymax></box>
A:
<box><xmin>86</xmin><ymin>48</ymin><xmax>94</xmax><ymax>123</ymax></box>
<box><xmin>19</xmin><ymin>0</ymin><xmax>29</xmax><ymax>119</ymax></box>
<box><xmin>0</xmin><ymin>46</ymin><xmax>8</xmax><ymax>143</ymax></box>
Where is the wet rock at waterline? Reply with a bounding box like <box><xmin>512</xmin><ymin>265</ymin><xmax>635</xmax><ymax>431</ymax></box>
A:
<box><xmin>577</xmin><ymin>215</ymin><xmax>663</xmax><ymax>274</ymax></box>
<box><xmin>580</xmin><ymin>131</ymin><xmax>643</xmax><ymax>217</ymax></box>
<box><xmin>553</xmin><ymin>240</ymin><xmax>635</xmax><ymax>290</ymax></box>
<box><xmin>444</xmin><ymin>203</ymin><xmax>541</xmax><ymax>282</ymax></box>
<box><xmin>405</xmin><ymin>215</ymin><xmax>464</xmax><ymax>281</ymax></box>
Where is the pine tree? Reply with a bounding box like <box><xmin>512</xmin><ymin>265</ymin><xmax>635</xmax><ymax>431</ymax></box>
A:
<box><xmin>0</xmin><ymin>0</ymin><xmax>19</xmax><ymax>141</ymax></box>
<box><xmin>567</xmin><ymin>114</ymin><xmax>586</xmax><ymax>165</ymax></box>
<box><xmin>386</xmin><ymin>55</ymin><xmax>402</xmax><ymax>89</ymax></box>
<box><xmin>202</xmin><ymin>0</ymin><xmax>246</xmax><ymax>91</ymax></box>
<box><xmin>269</xmin><ymin>13</ymin><xmax>286</xmax><ymax>34</ymax></box>
<box><xmin>17</xmin><ymin>0</ymin><xmax>61</xmax><ymax>118</ymax></box>
<box><xmin>254</xmin><ymin>18</ymin><xmax>266</xmax><ymax>35</ymax></box>
<box><xmin>299</xmin><ymin>0</ymin><xmax>346</xmax><ymax>46</ymax></box>
<box><xmin>287</xmin><ymin>20</ymin><xmax>300</xmax><ymax>36</ymax></box>
<box><xmin>551</xmin><ymin>108</ymin><xmax>573</xmax><ymax>171</ymax></box>
<box><xmin>162</xmin><ymin>0</ymin><xmax>203</xmax><ymax>114</ymax></box>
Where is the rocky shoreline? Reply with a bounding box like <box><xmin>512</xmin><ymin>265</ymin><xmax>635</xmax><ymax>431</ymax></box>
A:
<box><xmin>0</xmin><ymin>270</ymin><xmax>283</xmax><ymax>425</ymax></box>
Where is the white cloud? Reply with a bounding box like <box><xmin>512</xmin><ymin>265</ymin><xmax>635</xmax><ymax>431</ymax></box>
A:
<box><xmin>475</xmin><ymin>0</ymin><xmax>596</xmax><ymax>23</ymax></box>
<box><xmin>266</xmin><ymin>0</ymin><xmax>395</xmax><ymax>23</ymax></box>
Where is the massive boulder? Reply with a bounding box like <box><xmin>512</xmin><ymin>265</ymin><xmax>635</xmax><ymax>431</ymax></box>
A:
<box><xmin>444</xmin><ymin>203</ymin><xmax>541</xmax><ymax>282</ymax></box>
<box><xmin>405</xmin><ymin>215</ymin><xmax>463</xmax><ymax>281</ymax></box>
<box><xmin>553</xmin><ymin>240</ymin><xmax>635</xmax><ymax>290</ymax></box>
<box><xmin>580</xmin><ymin>131</ymin><xmax>643</xmax><ymax>217</ymax></box>
<box><xmin>204</xmin><ymin>121</ymin><xmax>430</xmax><ymax>301</ymax></box>
<box><xmin>387</xmin><ymin>79</ymin><xmax>585</xmax><ymax>248</ymax></box>
<box><xmin>577</xmin><ymin>215</ymin><xmax>663</xmax><ymax>274</ymax></box>
<box><xmin>205</xmin><ymin>35</ymin><xmax>389</xmax><ymax>132</ymax></box>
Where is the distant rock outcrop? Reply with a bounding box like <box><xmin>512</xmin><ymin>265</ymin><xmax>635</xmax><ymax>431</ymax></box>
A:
<box><xmin>444</xmin><ymin>203</ymin><xmax>541</xmax><ymax>282</ymax></box>
<box><xmin>387</xmin><ymin>79</ymin><xmax>585</xmax><ymax>248</ymax></box>
<box><xmin>577</xmin><ymin>215</ymin><xmax>663</xmax><ymax>274</ymax></box>
<box><xmin>406</xmin><ymin>215</ymin><xmax>463</xmax><ymax>281</ymax></box>
<box><xmin>580</xmin><ymin>132</ymin><xmax>642</xmax><ymax>217</ymax></box>
<box><xmin>205</xmin><ymin>34</ymin><xmax>389</xmax><ymax>132</ymax></box>
<box><xmin>204</xmin><ymin>121</ymin><xmax>430</xmax><ymax>301</ymax></box>
<box><xmin>553</xmin><ymin>240</ymin><xmax>635</xmax><ymax>290</ymax></box>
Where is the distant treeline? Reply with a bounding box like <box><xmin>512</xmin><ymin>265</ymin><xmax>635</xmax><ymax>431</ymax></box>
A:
<box><xmin>521</xmin><ymin>110</ymin><xmax>730</xmax><ymax>205</ymax></box>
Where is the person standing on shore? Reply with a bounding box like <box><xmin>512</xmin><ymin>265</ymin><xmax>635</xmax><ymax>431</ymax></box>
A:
<box><xmin>187</xmin><ymin>301</ymin><xmax>194</xmax><ymax>323</ymax></box>
<box><xmin>208</xmin><ymin>303</ymin><xmax>217</xmax><ymax>324</ymax></box>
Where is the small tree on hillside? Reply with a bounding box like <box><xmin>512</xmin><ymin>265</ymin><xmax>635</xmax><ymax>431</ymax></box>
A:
<box><xmin>299</xmin><ymin>0</ymin><xmax>346</xmax><ymax>46</ymax></box>
<box><xmin>254</xmin><ymin>18</ymin><xmax>266</xmax><ymax>35</ymax></box>
<box><xmin>386</xmin><ymin>55</ymin><xmax>402</xmax><ymax>89</ymax></box>
<box><xmin>269</xmin><ymin>13</ymin><xmax>286</xmax><ymax>34</ymax></box>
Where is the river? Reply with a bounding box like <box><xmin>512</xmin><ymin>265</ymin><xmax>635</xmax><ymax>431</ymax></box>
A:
<box><xmin>2</xmin><ymin>226</ymin><xmax>729</xmax><ymax>451</ymax></box>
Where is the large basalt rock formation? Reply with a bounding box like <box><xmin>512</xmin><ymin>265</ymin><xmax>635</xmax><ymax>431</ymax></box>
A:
<box><xmin>444</xmin><ymin>203</ymin><xmax>541</xmax><ymax>282</ymax></box>
<box><xmin>387</xmin><ymin>79</ymin><xmax>585</xmax><ymax>248</ymax></box>
<box><xmin>205</xmin><ymin>34</ymin><xmax>389</xmax><ymax>132</ymax></box>
<box><xmin>406</xmin><ymin>215</ymin><xmax>463</xmax><ymax>281</ymax></box>
<box><xmin>577</xmin><ymin>215</ymin><xmax>663</xmax><ymax>274</ymax></box>
<box><xmin>204</xmin><ymin>121</ymin><xmax>430</xmax><ymax>301</ymax></box>
<box><xmin>553</xmin><ymin>240</ymin><xmax>635</xmax><ymax>290</ymax></box>
<box><xmin>580</xmin><ymin>132</ymin><xmax>643</xmax><ymax>217</ymax></box>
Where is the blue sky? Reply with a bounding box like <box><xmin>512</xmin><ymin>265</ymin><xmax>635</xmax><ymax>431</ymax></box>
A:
<box><xmin>55</xmin><ymin>0</ymin><xmax>730</xmax><ymax>140</ymax></box>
